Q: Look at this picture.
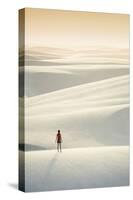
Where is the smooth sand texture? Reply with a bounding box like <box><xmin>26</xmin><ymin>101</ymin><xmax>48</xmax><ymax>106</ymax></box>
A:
<box><xmin>22</xmin><ymin>75</ymin><xmax>129</xmax><ymax>149</ymax></box>
<box><xmin>24</xmin><ymin>146</ymin><xmax>129</xmax><ymax>192</ymax></box>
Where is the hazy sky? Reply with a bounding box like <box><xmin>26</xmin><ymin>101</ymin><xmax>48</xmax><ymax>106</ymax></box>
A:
<box><xmin>24</xmin><ymin>8</ymin><xmax>129</xmax><ymax>48</ymax></box>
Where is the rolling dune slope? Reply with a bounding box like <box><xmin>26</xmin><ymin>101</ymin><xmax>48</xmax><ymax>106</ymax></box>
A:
<box><xmin>22</xmin><ymin>75</ymin><xmax>129</xmax><ymax>149</ymax></box>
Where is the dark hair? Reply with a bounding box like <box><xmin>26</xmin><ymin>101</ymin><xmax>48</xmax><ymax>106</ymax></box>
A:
<box><xmin>58</xmin><ymin>130</ymin><xmax>60</xmax><ymax>133</ymax></box>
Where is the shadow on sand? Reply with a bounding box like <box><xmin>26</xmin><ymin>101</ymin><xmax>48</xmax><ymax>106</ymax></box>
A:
<box><xmin>43</xmin><ymin>152</ymin><xmax>59</xmax><ymax>184</ymax></box>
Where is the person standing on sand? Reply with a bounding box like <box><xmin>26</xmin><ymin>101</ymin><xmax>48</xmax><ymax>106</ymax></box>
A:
<box><xmin>56</xmin><ymin>130</ymin><xmax>62</xmax><ymax>152</ymax></box>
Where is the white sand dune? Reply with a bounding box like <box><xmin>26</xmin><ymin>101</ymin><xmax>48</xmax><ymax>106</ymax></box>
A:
<box><xmin>24</xmin><ymin>67</ymin><xmax>129</xmax><ymax>96</ymax></box>
<box><xmin>25</xmin><ymin>46</ymin><xmax>129</xmax><ymax>65</ymax></box>
<box><xmin>21</xmin><ymin>75</ymin><xmax>129</xmax><ymax>149</ymax></box>
<box><xmin>23</xmin><ymin>146</ymin><xmax>129</xmax><ymax>192</ymax></box>
<box><xmin>26</xmin><ymin>75</ymin><xmax>129</xmax><ymax>108</ymax></box>
<box><xmin>21</xmin><ymin>46</ymin><xmax>129</xmax><ymax>97</ymax></box>
<box><xmin>20</xmin><ymin>47</ymin><xmax>129</xmax><ymax>192</ymax></box>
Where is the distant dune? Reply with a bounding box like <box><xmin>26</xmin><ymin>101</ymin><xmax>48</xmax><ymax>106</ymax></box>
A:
<box><xmin>19</xmin><ymin>46</ymin><xmax>129</xmax><ymax>97</ymax></box>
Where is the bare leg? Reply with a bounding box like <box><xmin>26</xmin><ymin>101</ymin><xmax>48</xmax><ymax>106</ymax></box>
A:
<box><xmin>60</xmin><ymin>143</ymin><xmax>62</xmax><ymax>152</ymax></box>
<box><xmin>57</xmin><ymin>143</ymin><xmax>59</xmax><ymax>152</ymax></box>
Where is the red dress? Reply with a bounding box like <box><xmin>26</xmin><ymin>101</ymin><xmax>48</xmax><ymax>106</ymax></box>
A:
<box><xmin>57</xmin><ymin>133</ymin><xmax>62</xmax><ymax>143</ymax></box>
